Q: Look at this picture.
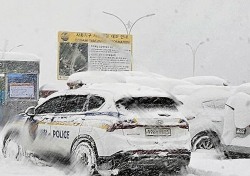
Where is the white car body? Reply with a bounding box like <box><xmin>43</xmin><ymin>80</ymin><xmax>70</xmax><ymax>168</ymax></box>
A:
<box><xmin>2</xmin><ymin>83</ymin><xmax>191</xmax><ymax>172</ymax></box>
<box><xmin>221</xmin><ymin>92</ymin><xmax>250</xmax><ymax>158</ymax></box>
<box><xmin>67</xmin><ymin>71</ymin><xmax>229</xmax><ymax>151</ymax></box>
<box><xmin>174</xmin><ymin>82</ymin><xmax>250</xmax><ymax>152</ymax></box>
<box><xmin>173</xmin><ymin>85</ymin><xmax>232</xmax><ymax>150</ymax></box>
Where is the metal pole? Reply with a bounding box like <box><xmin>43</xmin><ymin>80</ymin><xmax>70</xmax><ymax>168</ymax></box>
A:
<box><xmin>103</xmin><ymin>11</ymin><xmax>129</xmax><ymax>34</ymax></box>
<box><xmin>186</xmin><ymin>42</ymin><xmax>204</xmax><ymax>76</ymax></box>
<box><xmin>128</xmin><ymin>13</ymin><xmax>155</xmax><ymax>34</ymax></box>
<box><xmin>103</xmin><ymin>12</ymin><xmax>155</xmax><ymax>35</ymax></box>
<box><xmin>8</xmin><ymin>44</ymin><xmax>24</xmax><ymax>52</ymax></box>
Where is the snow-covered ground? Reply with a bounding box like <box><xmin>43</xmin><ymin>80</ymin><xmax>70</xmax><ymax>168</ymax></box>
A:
<box><xmin>1</xmin><ymin>149</ymin><xmax>250</xmax><ymax>176</ymax></box>
<box><xmin>0</xmin><ymin>145</ymin><xmax>249</xmax><ymax>175</ymax></box>
<box><xmin>189</xmin><ymin>150</ymin><xmax>250</xmax><ymax>176</ymax></box>
<box><xmin>0</xmin><ymin>127</ymin><xmax>249</xmax><ymax>176</ymax></box>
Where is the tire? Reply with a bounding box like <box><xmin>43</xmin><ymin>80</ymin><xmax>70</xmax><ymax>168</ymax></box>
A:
<box><xmin>71</xmin><ymin>140</ymin><xmax>98</xmax><ymax>175</ymax></box>
<box><xmin>192</xmin><ymin>131</ymin><xmax>220</xmax><ymax>151</ymax></box>
<box><xmin>2</xmin><ymin>131</ymin><xmax>23</xmax><ymax>160</ymax></box>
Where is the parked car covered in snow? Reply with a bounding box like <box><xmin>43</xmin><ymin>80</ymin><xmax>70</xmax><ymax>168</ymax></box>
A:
<box><xmin>66</xmin><ymin>71</ymin><xmax>193</xmax><ymax>92</ymax></box>
<box><xmin>173</xmin><ymin>85</ymin><xmax>232</xmax><ymax>151</ymax></box>
<box><xmin>221</xmin><ymin>92</ymin><xmax>250</xmax><ymax>158</ymax></box>
<box><xmin>67</xmin><ymin>71</ymin><xmax>229</xmax><ymax>152</ymax></box>
<box><xmin>1</xmin><ymin>83</ymin><xmax>191</xmax><ymax>175</ymax></box>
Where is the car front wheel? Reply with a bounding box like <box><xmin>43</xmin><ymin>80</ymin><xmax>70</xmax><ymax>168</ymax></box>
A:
<box><xmin>71</xmin><ymin>140</ymin><xmax>98</xmax><ymax>175</ymax></box>
<box><xmin>2</xmin><ymin>132</ymin><xmax>23</xmax><ymax>160</ymax></box>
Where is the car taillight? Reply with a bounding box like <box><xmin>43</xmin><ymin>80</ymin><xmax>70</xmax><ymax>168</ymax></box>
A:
<box><xmin>107</xmin><ymin>119</ymin><xmax>138</xmax><ymax>132</ymax></box>
<box><xmin>178</xmin><ymin>119</ymin><xmax>189</xmax><ymax>130</ymax></box>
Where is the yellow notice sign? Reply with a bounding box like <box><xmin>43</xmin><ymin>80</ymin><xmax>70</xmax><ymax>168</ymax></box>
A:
<box><xmin>58</xmin><ymin>31</ymin><xmax>133</xmax><ymax>80</ymax></box>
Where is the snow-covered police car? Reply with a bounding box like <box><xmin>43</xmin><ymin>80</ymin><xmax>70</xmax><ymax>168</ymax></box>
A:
<box><xmin>2</xmin><ymin>83</ymin><xmax>191</xmax><ymax>175</ymax></box>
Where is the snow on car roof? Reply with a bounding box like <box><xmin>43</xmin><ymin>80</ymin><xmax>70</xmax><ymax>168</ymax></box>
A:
<box><xmin>67</xmin><ymin>71</ymin><xmax>126</xmax><ymax>86</ymax></box>
<box><xmin>126</xmin><ymin>76</ymin><xmax>193</xmax><ymax>92</ymax></box>
<box><xmin>67</xmin><ymin>71</ymin><xmax>166</xmax><ymax>85</ymax></box>
<box><xmin>39</xmin><ymin>82</ymin><xmax>68</xmax><ymax>91</ymax></box>
<box><xmin>67</xmin><ymin>71</ymin><xmax>167</xmax><ymax>85</ymax></box>
<box><xmin>182</xmin><ymin>76</ymin><xmax>229</xmax><ymax>86</ymax></box>
<box><xmin>86</xmin><ymin>83</ymin><xmax>174</xmax><ymax>100</ymax></box>
<box><xmin>47</xmin><ymin>83</ymin><xmax>177</xmax><ymax>102</ymax></box>
<box><xmin>67</xmin><ymin>71</ymin><xmax>192</xmax><ymax>92</ymax></box>
<box><xmin>0</xmin><ymin>52</ymin><xmax>40</xmax><ymax>61</ymax></box>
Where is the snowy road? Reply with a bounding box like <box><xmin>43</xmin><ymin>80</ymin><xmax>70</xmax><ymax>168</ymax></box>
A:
<box><xmin>0</xmin><ymin>127</ymin><xmax>249</xmax><ymax>176</ymax></box>
<box><xmin>189</xmin><ymin>150</ymin><xmax>250</xmax><ymax>176</ymax></box>
<box><xmin>0</xmin><ymin>149</ymin><xmax>249</xmax><ymax>176</ymax></box>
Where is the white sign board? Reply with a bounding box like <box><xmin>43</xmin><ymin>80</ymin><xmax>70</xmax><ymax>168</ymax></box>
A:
<box><xmin>9</xmin><ymin>83</ymin><xmax>35</xmax><ymax>98</ymax></box>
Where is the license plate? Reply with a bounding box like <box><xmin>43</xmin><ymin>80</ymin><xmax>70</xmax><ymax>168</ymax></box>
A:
<box><xmin>236</xmin><ymin>128</ymin><xmax>246</xmax><ymax>135</ymax></box>
<box><xmin>145</xmin><ymin>128</ymin><xmax>171</xmax><ymax>136</ymax></box>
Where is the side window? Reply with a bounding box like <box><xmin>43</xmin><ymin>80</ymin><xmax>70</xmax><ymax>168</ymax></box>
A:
<box><xmin>36</xmin><ymin>96</ymin><xmax>65</xmax><ymax>114</ymax></box>
<box><xmin>63</xmin><ymin>95</ymin><xmax>88</xmax><ymax>113</ymax></box>
<box><xmin>87</xmin><ymin>95</ymin><xmax>105</xmax><ymax>111</ymax></box>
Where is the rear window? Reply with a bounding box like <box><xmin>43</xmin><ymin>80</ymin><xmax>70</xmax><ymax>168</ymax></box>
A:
<box><xmin>115</xmin><ymin>97</ymin><xmax>178</xmax><ymax>110</ymax></box>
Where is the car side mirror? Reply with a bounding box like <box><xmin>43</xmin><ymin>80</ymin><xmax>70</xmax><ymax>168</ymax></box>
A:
<box><xmin>25</xmin><ymin>106</ymin><xmax>36</xmax><ymax>117</ymax></box>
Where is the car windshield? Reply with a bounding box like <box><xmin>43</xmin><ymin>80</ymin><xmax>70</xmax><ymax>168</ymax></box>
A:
<box><xmin>115</xmin><ymin>97</ymin><xmax>178</xmax><ymax>111</ymax></box>
<box><xmin>202</xmin><ymin>98</ymin><xmax>227</xmax><ymax>110</ymax></box>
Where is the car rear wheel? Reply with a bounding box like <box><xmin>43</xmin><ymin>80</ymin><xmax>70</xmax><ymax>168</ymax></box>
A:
<box><xmin>2</xmin><ymin>132</ymin><xmax>23</xmax><ymax>160</ymax></box>
<box><xmin>71</xmin><ymin>141</ymin><xmax>98</xmax><ymax>175</ymax></box>
<box><xmin>192</xmin><ymin>131</ymin><xmax>220</xmax><ymax>151</ymax></box>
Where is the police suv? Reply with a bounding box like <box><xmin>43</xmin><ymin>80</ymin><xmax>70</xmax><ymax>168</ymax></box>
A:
<box><xmin>2</xmin><ymin>83</ymin><xmax>191</xmax><ymax>175</ymax></box>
